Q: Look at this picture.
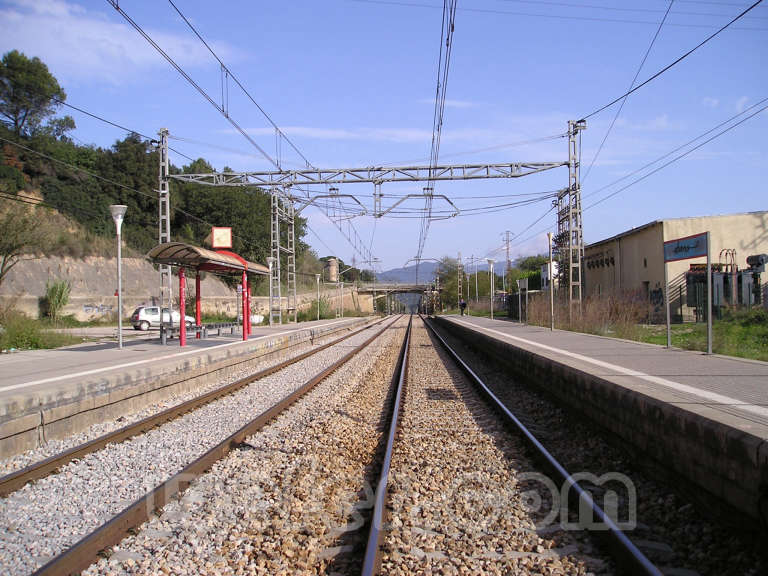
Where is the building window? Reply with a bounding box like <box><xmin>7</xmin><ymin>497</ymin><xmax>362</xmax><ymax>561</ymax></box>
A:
<box><xmin>644</xmin><ymin>257</ymin><xmax>647</xmax><ymax>268</ymax></box>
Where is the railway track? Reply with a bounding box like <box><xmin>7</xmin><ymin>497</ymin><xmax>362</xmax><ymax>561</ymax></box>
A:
<box><xmin>1</xmin><ymin>316</ymin><xmax>400</xmax><ymax>576</ymax></box>
<box><xmin>2</xmin><ymin>314</ymin><xmax>670</xmax><ymax>575</ymax></box>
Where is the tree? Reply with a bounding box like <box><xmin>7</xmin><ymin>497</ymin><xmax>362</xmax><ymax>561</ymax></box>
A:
<box><xmin>0</xmin><ymin>201</ymin><xmax>50</xmax><ymax>290</ymax></box>
<box><xmin>0</xmin><ymin>50</ymin><xmax>66</xmax><ymax>137</ymax></box>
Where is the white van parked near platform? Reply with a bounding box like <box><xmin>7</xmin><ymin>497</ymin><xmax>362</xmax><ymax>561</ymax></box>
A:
<box><xmin>130</xmin><ymin>307</ymin><xmax>195</xmax><ymax>331</ymax></box>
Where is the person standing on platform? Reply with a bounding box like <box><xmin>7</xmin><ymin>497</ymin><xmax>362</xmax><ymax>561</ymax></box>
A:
<box><xmin>459</xmin><ymin>298</ymin><xmax>467</xmax><ymax>315</ymax></box>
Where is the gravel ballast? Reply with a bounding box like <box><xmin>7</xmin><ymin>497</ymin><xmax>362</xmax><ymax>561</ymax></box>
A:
<box><xmin>380</xmin><ymin>317</ymin><xmax>612</xmax><ymax>575</ymax></box>
<box><xmin>0</xmin><ymin>318</ymin><xmax>392</xmax><ymax>576</ymax></box>
<box><xmin>0</xmin><ymin>322</ymin><xmax>368</xmax><ymax>476</ymax></box>
<box><xmin>83</xmin><ymin>316</ymin><xmax>407</xmax><ymax>575</ymax></box>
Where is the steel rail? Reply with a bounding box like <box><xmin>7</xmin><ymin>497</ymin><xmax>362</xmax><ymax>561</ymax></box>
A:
<box><xmin>31</xmin><ymin>315</ymin><xmax>401</xmax><ymax>576</ymax></box>
<box><xmin>360</xmin><ymin>315</ymin><xmax>412</xmax><ymax>576</ymax></box>
<box><xmin>0</xmin><ymin>318</ymin><xmax>388</xmax><ymax>498</ymax></box>
<box><xmin>422</xmin><ymin>316</ymin><xmax>663</xmax><ymax>576</ymax></box>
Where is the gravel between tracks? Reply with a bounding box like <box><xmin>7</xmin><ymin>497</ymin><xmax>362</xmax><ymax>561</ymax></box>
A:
<box><xmin>380</xmin><ymin>317</ymin><xmax>612</xmax><ymax>575</ymax></box>
<box><xmin>83</xmin><ymin>316</ymin><xmax>407</xmax><ymax>575</ymax></box>
<box><xmin>0</xmin><ymin>323</ymin><xmax>368</xmax><ymax>476</ymax></box>
<box><xmin>436</xmin><ymin>320</ymin><xmax>765</xmax><ymax>576</ymax></box>
<box><xmin>0</xmin><ymin>318</ymin><xmax>393</xmax><ymax>576</ymax></box>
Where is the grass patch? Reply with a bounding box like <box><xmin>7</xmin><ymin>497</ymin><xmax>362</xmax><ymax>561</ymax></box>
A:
<box><xmin>636</xmin><ymin>308</ymin><xmax>768</xmax><ymax>361</ymax></box>
<box><xmin>0</xmin><ymin>310</ymin><xmax>82</xmax><ymax>351</ymax></box>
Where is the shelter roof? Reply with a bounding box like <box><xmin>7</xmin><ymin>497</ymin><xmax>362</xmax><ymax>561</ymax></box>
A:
<box><xmin>147</xmin><ymin>242</ymin><xmax>268</xmax><ymax>275</ymax></box>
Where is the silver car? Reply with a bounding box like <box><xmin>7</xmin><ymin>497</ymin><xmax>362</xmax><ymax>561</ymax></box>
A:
<box><xmin>130</xmin><ymin>306</ymin><xmax>195</xmax><ymax>331</ymax></box>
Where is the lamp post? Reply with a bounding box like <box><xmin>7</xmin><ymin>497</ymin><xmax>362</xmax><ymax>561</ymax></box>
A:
<box><xmin>109</xmin><ymin>205</ymin><xmax>127</xmax><ymax>349</ymax></box>
<box><xmin>486</xmin><ymin>258</ymin><xmax>495</xmax><ymax>320</ymax></box>
<box><xmin>315</xmin><ymin>273</ymin><xmax>321</xmax><ymax>321</ymax></box>
<box><xmin>266</xmin><ymin>257</ymin><xmax>275</xmax><ymax>326</ymax></box>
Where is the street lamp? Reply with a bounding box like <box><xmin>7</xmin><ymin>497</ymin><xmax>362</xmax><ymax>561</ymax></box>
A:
<box><xmin>486</xmin><ymin>258</ymin><xmax>495</xmax><ymax>320</ymax></box>
<box><xmin>266</xmin><ymin>257</ymin><xmax>275</xmax><ymax>326</ymax></box>
<box><xmin>109</xmin><ymin>205</ymin><xmax>127</xmax><ymax>349</ymax></box>
<box><xmin>315</xmin><ymin>273</ymin><xmax>321</xmax><ymax>321</ymax></box>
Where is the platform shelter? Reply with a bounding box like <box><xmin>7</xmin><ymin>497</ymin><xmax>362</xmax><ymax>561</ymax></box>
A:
<box><xmin>148</xmin><ymin>241</ymin><xmax>268</xmax><ymax>346</ymax></box>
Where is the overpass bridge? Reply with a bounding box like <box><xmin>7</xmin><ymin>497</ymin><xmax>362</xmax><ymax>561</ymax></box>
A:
<box><xmin>356</xmin><ymin>283</ymin><xmax>431</xmax><ymax>295</ymax></box>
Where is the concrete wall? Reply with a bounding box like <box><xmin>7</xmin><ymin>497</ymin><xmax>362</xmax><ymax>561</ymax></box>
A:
<box><xmin>0</xmin><ymin>256</ymin><xmax>239</xmax><ymax>320</ymax></box>
<box><xmin>0</xmin><ymin>256</ymin><xmax>374</xmax><ymax>320</ymax></box>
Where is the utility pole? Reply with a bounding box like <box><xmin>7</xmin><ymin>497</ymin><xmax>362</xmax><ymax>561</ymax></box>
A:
<box><xmin>503</xmin><ymin>230</ymin><xmax>512</xmax><ymax>295</ymax></box>
<box><xmin>457</xmin><ymin>251</ymin><xmax>463</xmax><ymax>311</ymax></box>
<box><xmin>474</xmin><ymin>256</ymin><xmax>479</xmax><ymax>303</ymax></box>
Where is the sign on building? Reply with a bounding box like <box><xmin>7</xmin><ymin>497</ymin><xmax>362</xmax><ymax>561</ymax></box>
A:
<box><xmin>662</xmin><ymin>231</ymin><xmax>711</xmax><ymax>354</ymax></box>
<box><xmin>663</xmin><ymin>232</ymin><xmax>708</xmax><ymax>263</ymax></box>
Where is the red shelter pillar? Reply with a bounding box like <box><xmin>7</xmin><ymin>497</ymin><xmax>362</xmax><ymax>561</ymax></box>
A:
<box><xmin>241</xmin><ymin>270</ymin><xmax>248</xmax><ymax>341</ymax></box>
<box><xmin>195</xmin><ymin>271</ymin><xmax>201</xmax><ymax>339</ymax></box>
<box><xmin>246</xmin><ymin>274</ymin><xmax>252</xmax><ymax>336</ymax></box>
<box><xmin>179</xmin><ymin>268</ymin><xmax>187</xmax><ymax>347</ymax></box>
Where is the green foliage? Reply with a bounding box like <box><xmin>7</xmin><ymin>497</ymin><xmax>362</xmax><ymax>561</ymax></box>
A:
<box><xmin>298</xmin><ymin>294</ymin><xmax>334</xmax><ymax>322</ymax></box>
<box><xmin>42</xmin><ymin>279</ymin><xmax>71</xmax><ymax>324</ymax></box>
<box><xmin>0</xmin><ymin>50</ymin><xmax>66</xmax><ymax>136</ymax></box>
<box><xmin>0</xmin><ymin>201</ymin><xmax>52</xmax><ymax>289</ymax></box>
<box><xmin>0</xmin><ymin>51</ymin><xmax>311</xmax><ymax>275</ymax></box>
<box><xmin>0</xmin><ymin>164</ymin><xmax>25</xmax><ymax>193</ymax></box>
<box><xmin>516</xmin><ymin>254</ymin><xmax>548</xmax><ymax>272</ymax></box>
<box><xmin>0</xmin><ymin>309</ymin><xmax>80</xmax><ymax>350</ymax></box>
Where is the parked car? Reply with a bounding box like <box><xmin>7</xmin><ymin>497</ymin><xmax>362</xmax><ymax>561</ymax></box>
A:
<box><xmin>130</xmin><ymin>306</ymin><xmax>195</xmax><ymax>331</ymax></box>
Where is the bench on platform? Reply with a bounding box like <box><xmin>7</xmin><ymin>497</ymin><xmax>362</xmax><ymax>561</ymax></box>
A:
<box><xmin>159</xmin><ymin>322</ymin><xmax>241</xmax><ymax>344</ymax></box>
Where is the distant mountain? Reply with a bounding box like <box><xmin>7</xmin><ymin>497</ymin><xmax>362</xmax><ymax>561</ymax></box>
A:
<box><xmin>377</xmin><ymin>260</ymin><xmax>492</xmax><ymax>283</ymax></box>
<box><xmin>377</xmin><ymin>262</ymin><xmax>438</xmax><ymax>283</ymax></box>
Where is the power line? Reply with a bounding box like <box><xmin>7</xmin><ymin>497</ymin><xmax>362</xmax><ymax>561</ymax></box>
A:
<box><xmin>351</xmin><ymin>0</ymin><xmax>768</xmax><ymax>30</ymax></box>
<box><xmin>52</xmin><ymin>97</ymin><xmax>197</xmax><ymax>162</ymax></box>
<box><xmin>585</xmin><ymin>102</ymin><xmax>768</xmax><ymax>210</ymax></box>
<box><xmin>581</xmin><ymin>0</ymin><xmax>765</xmax><ymax>120</ymax></box>
<box><xmin>378</xmin><ymin>132</ymin><xmax>567</xmax><ymax>166</ymax></box>
<box><xmin>583</xmin><ymin>96</ymin><xmax>768</xmax><ymax>202</ymax></box>
<box><xmin>499</xmin><ymin>0</ymin><xmax>768</xmax><ymax>20</ymax></box>
<box><xmin>0</xmin><ymin>135</ymin><xmax>270</xmax><ymax>253</ymax></box>
<box><xmin>581</xmin><ymin>0</ymin><xmax>674</xmax><ymax>185</ymax></box>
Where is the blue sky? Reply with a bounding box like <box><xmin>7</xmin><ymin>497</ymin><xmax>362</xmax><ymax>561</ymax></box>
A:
<box><xmin>1</xmin><ymin>0</ymin><xmax>766</xmax><ymax>272</ymax></box>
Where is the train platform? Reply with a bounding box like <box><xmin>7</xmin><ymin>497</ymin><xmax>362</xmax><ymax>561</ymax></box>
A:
<box><xmin>435</xmin><ymin>315</ymin><xmax>768</xmax><ymax>527</ymax></box>
<box><xmin>0</xmin><ymin>317</ymin><xmax>369</xmax><ymax>458</ymax></box>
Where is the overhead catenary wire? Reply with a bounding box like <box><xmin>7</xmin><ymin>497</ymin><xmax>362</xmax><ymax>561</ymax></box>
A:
<box><xmin>106</xmin><ymin>0</ymin><xmax>278</xmax><ymax>169</ymax></box>
<box><xmin>166</xmin><ymin>0</ymin><xmax>314</xmax><ymax>170</ymax></box>
<box><xmin>107</xmin><ymin>0</ymin><xmax>374</xmax><ymax>265</ymax></box>
<box><xmin>580</xmin><ymin>0</ymin><xmax>765</xmax><ymax>121</ymax></box>
<box><xmin>416</xmin><ymin>0</ymin><xmax>459</xmax><ymax>275</ymax></box>
<box><xmin>581</xmin><ymin>0</ymin><xmax>674</xmax><ymax>185</ymax></box>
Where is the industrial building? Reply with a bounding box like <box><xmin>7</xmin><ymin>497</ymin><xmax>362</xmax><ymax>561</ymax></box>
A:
<box><xmin>583</xmin><ymin>211</ymin><xmax>768</xmax><ymax>321</ymax></box>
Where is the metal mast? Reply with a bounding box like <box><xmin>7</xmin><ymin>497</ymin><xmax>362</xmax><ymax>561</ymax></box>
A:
<box><xmin>556</xmin><ymin>120</ymin><xmax>586</xmax><ymax>317</ymax></box>
<box><xmin>270</xmin><ymin>190</ymin><xmax>297</xmax><ymax>324</ymax></box>
<box><xmin>157</xmin><ymin>129</ymin><xmax>173</xmax><ymax>312</ymax></box>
